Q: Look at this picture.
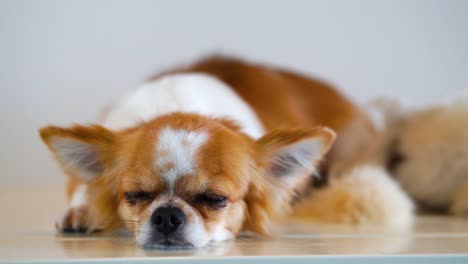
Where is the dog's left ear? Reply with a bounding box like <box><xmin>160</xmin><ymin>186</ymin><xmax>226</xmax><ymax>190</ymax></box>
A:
<box><xmin>255</xmin><ymin>127</ymin><xmax>336</xmax><ymax>190</ymax></box>
<box><xmin>244</xmin><ymin>127</ymin><xmax>335</xmax><ymax>235</ymax></box>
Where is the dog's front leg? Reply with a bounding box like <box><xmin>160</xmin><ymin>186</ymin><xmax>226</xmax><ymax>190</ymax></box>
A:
<box><xmin>56</xmin><ymin>177</ymin><xmax>119</xmax><ymax>234</ymax></box>
<box><xmin>56</xmin><ymin>182</ymin><xmax>92</xmax><ymax>233</ymax></box>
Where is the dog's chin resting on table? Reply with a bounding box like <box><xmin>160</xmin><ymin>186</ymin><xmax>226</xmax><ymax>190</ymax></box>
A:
<box><xmin>40</xmin><ymin>56</ymin><xmax>414</xmax><ymax>249</ymax></box>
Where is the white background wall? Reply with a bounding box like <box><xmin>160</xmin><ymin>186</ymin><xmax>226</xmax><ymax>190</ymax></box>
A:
<box><xmin>1</xmin><ymin>0</ymin><xmax>468</xmax><ymax>184</ymax></box>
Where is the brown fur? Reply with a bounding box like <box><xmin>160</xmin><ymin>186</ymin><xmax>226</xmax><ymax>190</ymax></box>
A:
<box><xmin>167</xmin><ymin>56</ymin><xmax>376</xmax><ymax>177</ymax></box>
<box><xmin>40</xmin><ymin>56</ymin><xmax>374</xmax><ymax>245</ymax></box>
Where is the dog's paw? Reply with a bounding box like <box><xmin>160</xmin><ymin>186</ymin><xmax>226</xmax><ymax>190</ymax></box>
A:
<box><xmin>56</xmin><ymin>207</ymin><xmax>95</xmax><ymax>234</ymax></box>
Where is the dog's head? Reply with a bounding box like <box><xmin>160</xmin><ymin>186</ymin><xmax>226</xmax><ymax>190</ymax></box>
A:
<box><xmin>40</xmin><ymin>112</ymin><xmax>335</xmax><ymax>248</ymax></box>
<box><xmin>376</xmin><ymin>106</ymin><xmax>468</xmax><ymax>211</ymax></box>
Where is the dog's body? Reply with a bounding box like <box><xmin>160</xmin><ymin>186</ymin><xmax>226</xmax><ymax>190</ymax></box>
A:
<box><xmin>40</xmin><ymin>57</ymin><xmax>413</xmax><ymax>248</ymax></box>
<box><xmin>105</xmin><ymin>57</ymin><xmax>374</xmax><ymax>176</ymax></box>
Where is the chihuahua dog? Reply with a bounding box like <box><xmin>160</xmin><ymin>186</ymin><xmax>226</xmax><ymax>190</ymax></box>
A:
<box><xmin>40</xmin><ymin>56</ymin><xmax>413</xmax><ymax>249</ymax></box>
<box><xmin>370</xmin><ymin>98</ymin><xmax>468</xmax><ymax>216</ymax></box>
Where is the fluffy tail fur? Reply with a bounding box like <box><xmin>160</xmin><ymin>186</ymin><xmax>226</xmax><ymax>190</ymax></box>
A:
<box><xmin>292</xmin><ymin>165</ymin><xmax>414</xmax><ymax>231</ymax></box>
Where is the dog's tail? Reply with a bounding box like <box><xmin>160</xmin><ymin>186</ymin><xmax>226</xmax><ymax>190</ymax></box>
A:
<box><xmin>292</xmin><ymin>165</ymin><xmax>414</xmax><ymax>231</ymax></box>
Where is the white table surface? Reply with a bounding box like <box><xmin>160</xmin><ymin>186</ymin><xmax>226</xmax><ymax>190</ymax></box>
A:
<box><xmin>1</xmin><ymin>185</ymin><xmax>467</xmax><ymax>263</ymax></box>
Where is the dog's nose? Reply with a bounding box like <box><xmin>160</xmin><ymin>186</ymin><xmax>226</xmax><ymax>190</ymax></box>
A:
<box><xmin>151</xmin><ymin>206</ymin><xmax>186</xmax><ymax>234</ymax></box>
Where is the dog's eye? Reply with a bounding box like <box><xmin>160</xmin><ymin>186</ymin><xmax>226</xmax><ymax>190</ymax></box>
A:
<box><xmin>125</xmin><ymin>191</ymin><xmax>154</xmax><ymax>206</ymax></box>
<box><xmin>195</xmin><ymin>193</ymin><xmax>228</xmax><ymax>210</ymax></box>
<box><xmin>387</xmin><ymin>151</ymin><xmax>406</xmax><ymax>172</ymax></box>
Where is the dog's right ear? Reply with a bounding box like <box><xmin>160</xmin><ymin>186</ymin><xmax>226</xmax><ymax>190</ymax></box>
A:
<box><xmin>367</xmin><ymin>97</ymin><xmax>404</xmax><ymax>132</ymax></box>
<box><xmin>39</xmin><ymin>125</ymin><xmax>116</xmax><ymax>182</ymax></box>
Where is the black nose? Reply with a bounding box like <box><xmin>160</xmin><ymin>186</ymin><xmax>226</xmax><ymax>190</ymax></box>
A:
<box><xmin>151</xmin><ymin>206</ymin><xmax>186</xmax><ymax>234</ymax></box>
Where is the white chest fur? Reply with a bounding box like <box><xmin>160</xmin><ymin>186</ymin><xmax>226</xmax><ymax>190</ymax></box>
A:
<box><xmin>102</xmin><ymin>73</ymin><xmax>264</xmax><ymax>138</ymax></box>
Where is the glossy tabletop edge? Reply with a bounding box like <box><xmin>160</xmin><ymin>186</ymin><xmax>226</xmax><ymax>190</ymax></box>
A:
<box><xmin>5</xmin><ymin>254</ymin><xmax>468</xmax><ymax>264</ymax></box>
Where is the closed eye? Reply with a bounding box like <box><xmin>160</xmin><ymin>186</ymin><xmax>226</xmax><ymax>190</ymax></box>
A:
<box><xmin>386</xmin><ymin>138</ymin><xmax>406</xmax><ymax>173</ymax></box>
<box><xmin>195</xmin><ymin>193</ymin><xmax>228</xmax><ymax>210</ymax></box>
<box><xmin>387</xmin><ymin>151</ymin><xmax>406</xmax><ymax>172</ymax></box>
<box><xmin>125</xmin><ymin>191</ymin><xmax>155</xmax><ymax>206</ymax></box>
